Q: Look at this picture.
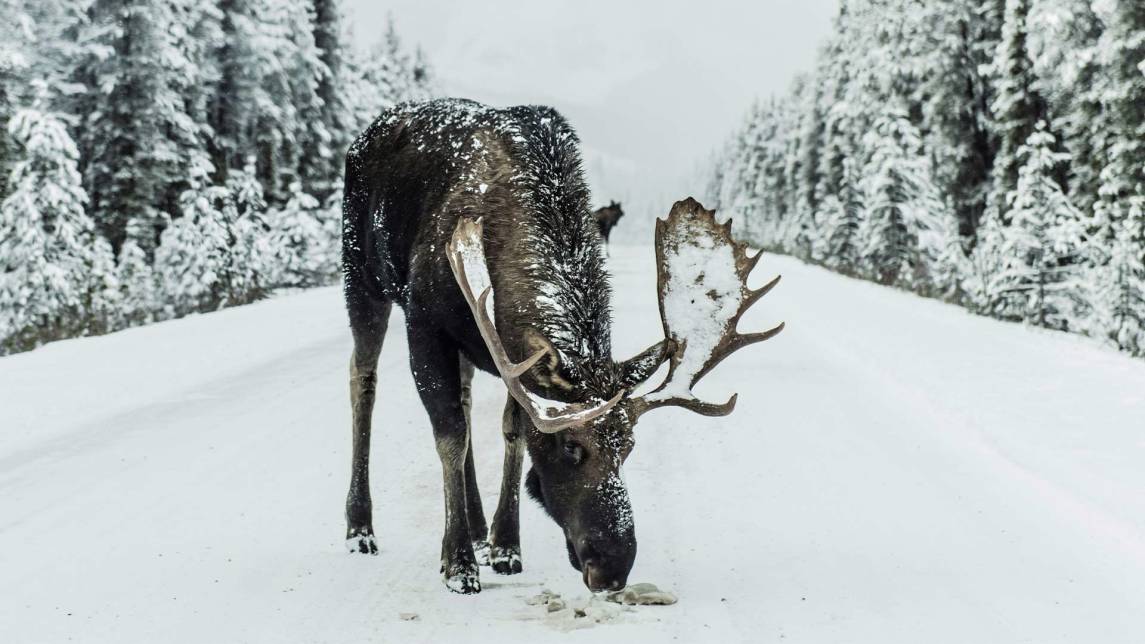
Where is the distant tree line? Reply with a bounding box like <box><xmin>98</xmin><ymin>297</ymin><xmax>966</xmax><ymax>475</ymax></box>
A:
<box><xmin>707</xmin><ymin>0</ymin><xmax>1145</xmax><ymax>356</ymax></box>
<box><xmin>0</xmin><ymin>0</ymin><xmax>435</xmax><ymax>355</ymax></box>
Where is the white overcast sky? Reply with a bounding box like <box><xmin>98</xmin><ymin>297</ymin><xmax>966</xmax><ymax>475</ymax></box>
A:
<box><xmin>344</xmin><ymin>0</ymin><xmax>838</xmax><ymax>235</ymax></box>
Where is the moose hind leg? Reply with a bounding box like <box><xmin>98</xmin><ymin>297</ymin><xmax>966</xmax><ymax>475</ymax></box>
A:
<box><xmin>345</xmin><ymin>298</ymin><xmax>392</xmax><ymax>555</ymax></box>
<box><xmin>489</xmin><ymin>394</ymin><xmax>525</xmax><ymax>574</ymax></box>
<box><xmin>459</xmin><ymin>356</ymin><xmax>491</xmax><ymax>565</ymax></box>
<box><xmin>409</xmin><ymin>328</ymin><xmax>480</xmax><ymax>594</ymax></box>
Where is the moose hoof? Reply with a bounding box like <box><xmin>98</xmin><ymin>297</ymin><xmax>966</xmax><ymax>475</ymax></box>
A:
<box><xmin>490</xmin><ymin>545</ymin><xmax>523</xmax><ymax>575</ymax></box>
<box><xmin>443</xmin><ymin>563</ymin><xmax>481</xmax><ymax>594</ymax></box>
<box><xmin>472</xmin><ymin>540</ymin><xmax>492</xmax><ymax>566</ymax></box>
<box><xmin>345</xmin><ymin>530</ymin><xmax>378</xmax><ymax>555</ymax></box>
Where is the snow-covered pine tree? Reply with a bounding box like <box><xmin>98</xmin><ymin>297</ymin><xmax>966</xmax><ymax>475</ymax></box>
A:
<box><xmin>114</xmin><ymin>236</ymin><xmax>158</xmax><ymax>327</ymax></box>
<box><xmin>1</xmin><ymin>0</ymin><xmax>92</xmax><ymax>203</ymax></box>
<box><xmin>755</xmin><ymin>99</ymin><xmax>792</xmax><ymax>250</ymax></box>
<box><xmin>796</xmin><ymin>64</ymin><xmax>826</xmax><ymax>255</ymax></box>
<box><xmin>856</xmin><ymin>104</ymin><xmax>947</xmax><ymax>290</ymax></box>
<box><xmin>813</xmin><ymin>194</ymin><xmax>845</xmax><ymax>267</ymax></box>
<box><xmin>306</xmin><ymin>0</ymin><xmax>351</xmax><ymax>202</ymax></box>
<box><xmin>1093</xmin><ymin>201</ymin><xmax>1145</xmax><ymax>348</ymax></box>
<box><xmin>1029</xmin><ymin>0</ymin><xmax>1103</xmax><ymax>216</ymax></box>
<box><xmin>813</xmin><ymin>6</ymin><xmax>851</xmax><ymax>209</ymax></box>
<box><xmin>916</xmin><ymin>0</ymin><xmax>997</xmax><ymax>238</ymax></box>
<box><xmin>820</xmin><ymin>157</ymin><xmax>864</xmax><ymax>275</ymax></box>
<box><xmin>986</xmin><ymin>123</ymin><xmax>1089</xmax><ymax>329</ymax></box>
<box><xmin>74</xmin><ymin>0</ymin><xmax>211</xmax><ymax>254</ymax></box>
<box><xmin>1092</xmin><ymin>197</ymin><xmax>1145</xmax><ymax>355</ymax></box>
<box><xmin>210</xmin><ymin>0</ymin><xmax>262</xmax><ymax>181</ymax></box>
<box><xmin>966</xmin><ymin>207</ymin><xmax>1006</xmax><ymax>313</ymax></box>
<box><xmin>155</xmin><ymin>182</ymin><xmax>235</xmax><ymax>316</ymax></box>
<box><xmin>277</xmin><ymin>0</ymin><xmax>331</xmax><ymax>204</ymax></box>
<box><xmin>985</xmin><ymin>0</ymin><xmax>1054</xmax><ymax>226</ymax></box>
<box><xmin>1089</xmin><ymin>0</ymin><xmax>1145</xmax><ymax>245</ymax></box>
<box><xmin>778</xmin><ymin>76</ymin><xmax>814</xmax><ymax>258</ymax></box>
<box><xmin>155</xmin><ymin>164</ymin><xmax>269</xmax><ymax>316</ymax></box>
<box><xmin>708</xmin><ymin>101</ymin><xmax>771</xmax><ymax>245</ymax></box>
<box><xmin>0</xmin><ymin>0</ymin><xmax>33</xmax><ymax>204</ymax></box>
<box><xmin>226</xmin><ymin>160</ymin><xmax>272</xmax><ymax>301</ymax></box>
<box><xmin>0</xmin><ymin>98</ymin><xmax>116</xmax><ymax>353</ymax></box>
<box><xmin>930</xmin><ymin>208</ymin><xmax>971</xmax><ymax>303</ymax></box>
<box><xmin>210</xmin><ymin>0</ymin><xmax>305</xmax><ymax>204</ymax></box>
<box><xmin>267</xmin><ymin>182</ymin><xmax>338</xmax><ymax>288</ymax></box>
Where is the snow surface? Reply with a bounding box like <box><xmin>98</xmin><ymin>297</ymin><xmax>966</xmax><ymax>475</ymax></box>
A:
<box><xmin>2</xmin><ymin>245</ymin><xmax>1145</xmax><ymax>643</ymax></box>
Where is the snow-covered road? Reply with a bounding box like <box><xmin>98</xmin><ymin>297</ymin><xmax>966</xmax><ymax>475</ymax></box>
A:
<box><xmin>2</xmin><ymin>245</ymin><xmax>1144</xmax><ymax>643</ymax></box>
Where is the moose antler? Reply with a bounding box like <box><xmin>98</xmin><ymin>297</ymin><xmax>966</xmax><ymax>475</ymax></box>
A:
<box><xmin>629</xmin><ymin>198</ymin><xmax>784</xmax><ymax>420</ymax></box>
<box><xmin>447</xmin><ymin>217</ymin><xmax>623</xmax><ymax>433</ymax></box>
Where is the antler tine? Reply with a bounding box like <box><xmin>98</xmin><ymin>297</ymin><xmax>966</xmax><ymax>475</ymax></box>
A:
<box><xmin>447</xmin><ymin>217</ymin><xmax>622</xmax><ymax>434</ymax></box>
<box><xmin>742</xmin><ymin>275</ymin><xmax>782</xmax><ymax>313</ymax></box>
<box><xmin>628</xmin><ymin>197</ymin><xmax>784</xmax><ymax>422</ymax></box>
<box><xmin>631</xmin><ymin>391</ymin><xmax>738</xmax><ymax>418</ymax></box>
<box><xmin>745</xmin><ymin>248</ymin><xmax>766</xmax><ymax>273</ymax></box>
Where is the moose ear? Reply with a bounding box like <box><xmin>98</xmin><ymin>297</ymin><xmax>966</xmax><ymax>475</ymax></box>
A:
<box><xmin>617</xmin><ymin>339</ymin><xmax>674</xmax><ymax>390</ymax></box>
<box><xmin>522</xmin><ymin>328</ymin><xmax>575</xmax><ymax>391</ymax></box>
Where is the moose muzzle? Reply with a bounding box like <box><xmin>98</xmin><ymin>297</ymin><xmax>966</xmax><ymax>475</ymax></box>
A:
<box><xmin>569</xmin><ymin>528</ymin><xmax>637</xmax><ymax>592</ymax></box>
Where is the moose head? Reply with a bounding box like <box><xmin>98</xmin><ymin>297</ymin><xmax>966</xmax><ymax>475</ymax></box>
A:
<box><xmin>447</xmin><ymin>197</ymin><xmax>783</xmax><ymax>591</ymax></box>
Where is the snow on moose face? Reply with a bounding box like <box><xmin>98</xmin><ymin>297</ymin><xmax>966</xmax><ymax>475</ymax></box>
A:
<box><xmin>525</xmin><ymin>410</ymin><xmax>637</xmax><ymax>592</ymax></box>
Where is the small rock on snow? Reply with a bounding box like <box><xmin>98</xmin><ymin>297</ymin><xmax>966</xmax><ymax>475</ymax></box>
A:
<box><xmin>606</xmin><ymin>582</ymin><xmax>678</xmax><ymax>606</ymax></box>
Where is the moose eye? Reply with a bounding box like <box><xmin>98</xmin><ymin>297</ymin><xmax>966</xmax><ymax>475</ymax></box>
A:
<box><xmin>562</xmin><ymin>441</ymin><xmax>584</xmax><ymax>464</ymax></box>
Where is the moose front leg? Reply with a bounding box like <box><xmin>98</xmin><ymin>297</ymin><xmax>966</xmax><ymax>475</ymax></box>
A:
<box><xmin>459</xmin><ymin>356</ymin><xmax>491</xmax><ymax>565</ymax></box>
<box><xmin>409</xmin><ymin>328</ymin><xmax>480</xmax><ymax>594</ymax></box>
<box><xmin>489</xmin><ymin>394</ymin><xmax>525</xmax><ymax>574</ymax></box>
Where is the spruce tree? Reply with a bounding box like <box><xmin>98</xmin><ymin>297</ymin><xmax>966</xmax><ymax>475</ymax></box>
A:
<box><xmin>856</xmin><ymin>105</ymin><xmax>947</xmax><ymax>289</ymax></box>
<box><xmin>74</xmin><ymin>0</ymin><xmax>209</xmax><ymax>253</ymax></box>
<box><xmin>821</xmin><ymin>158</ymin><xmax>864</xmax><ymax>275</ymax></box>
<box><xmin>0</xmin><ymin>0</ymin><xmax>33</xmax><ymax>204</ymax></box>
<box><xmin>916</xmin><ymin>0</ymin><xmax>996</xmax><ymax>238</ymax></box>
<box><xmin>307</xmin><ymin>0</ymin><xmax>351</xmax><ymax>201</ymax></box>
<box><xmin>1093</xmin><ymin>199</ymin><xmax>1145</xmax><ymax>355</ymax></box>
<box><xmin>154</xmin><ymin>165</ymin><xmax>269</xmax><ymax>315</ymax></box>
<box><xmin>986</xmin><ymin>0</ymin><xmax>1053</xmax><ymax>224</ymax></box>
<box><xmin>988</xmin><ymin>124</ymin><xmax>1089</xmax><ymax>329</ymax></box>
<box><xmin>268</xmin><ymin>182</ymin><xmax>338</xmax><ymax>288</ymax></box>
<box><xmin>1090</xmin><ymin>0</ymin><xmax>1145</xmax><ymax>243</ymax></box>
<box><xmin>0</xmin><ymin>100</ymin><xmax>115</xmax><ymax>353</ymax></box>
<box><xmin>115</xmin><ymin>237</ymin><xmax>158</xmax><ymax>327</ymax></box>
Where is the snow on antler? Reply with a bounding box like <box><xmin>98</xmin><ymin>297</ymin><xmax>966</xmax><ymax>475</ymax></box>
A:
<box><xmin>630</xmin><ymin>198</ymin><xmax>784</xmax><ymax>418</ymax></box>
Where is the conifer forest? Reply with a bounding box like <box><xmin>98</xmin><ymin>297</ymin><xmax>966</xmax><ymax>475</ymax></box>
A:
<box><xmin>0</xmin><ymin>0</ymin><xmax>434</xmax><ymax>354</ymax></box>
<box><xmin>707</xmin><ymin>0</ymin><xmax>1145</xmax><ymax>356</ymax></box>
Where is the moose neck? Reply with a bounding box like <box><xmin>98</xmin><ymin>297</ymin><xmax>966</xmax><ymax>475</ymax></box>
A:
<box><xmin>486</xmin><ymin>122</ymin><xmax>614</xmax><ymax>395</ymax></box>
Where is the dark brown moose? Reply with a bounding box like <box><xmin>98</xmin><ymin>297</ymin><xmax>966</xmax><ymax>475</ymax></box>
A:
<box><xmin>340</xmin><ymin>98</ymin><xmax>783</xmax><ymax>594</ymax></box>
<box><xmin>593</xmin><ymin>200</ymin><xmax>624</xmax><ymax>246</ymax></box>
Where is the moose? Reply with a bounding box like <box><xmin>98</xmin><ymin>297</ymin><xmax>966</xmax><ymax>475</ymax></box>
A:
<box><xmin>341</xmin><ymin>98</ymin><xmax>783</xmax><ymax>594</ymax></box>
<box><xmin>593</xmin><ymin>200</ymin><xmax>624</xmax><ymax>246</ymax></box>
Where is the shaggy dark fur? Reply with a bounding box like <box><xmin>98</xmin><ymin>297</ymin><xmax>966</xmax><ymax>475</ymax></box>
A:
<box><xmin>341</xmin><ymin>99</ymin><xmax>666</xmax><ymax>594</ymax></box>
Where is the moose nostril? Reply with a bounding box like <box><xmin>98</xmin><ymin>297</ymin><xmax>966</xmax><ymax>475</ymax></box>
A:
<box><xmin>583</xmin><ymin>561</ymin><xmax>625</xmax><ymax>592</ymax></box>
